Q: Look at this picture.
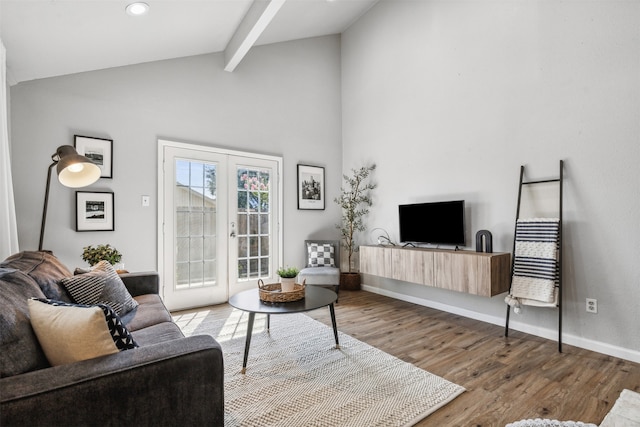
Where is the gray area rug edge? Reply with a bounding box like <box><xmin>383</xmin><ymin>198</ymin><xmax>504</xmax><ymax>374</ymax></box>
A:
<box><xmin>178</xmin><ymin>310</ymin><xmax>465</xmax><ymax>427</ymax></box>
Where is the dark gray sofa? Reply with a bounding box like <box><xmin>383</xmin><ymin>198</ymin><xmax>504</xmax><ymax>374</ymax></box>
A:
<box><xmin>0</xmin><ymin>251</ymin><xmax>224</xmax><ymax>426</ymax></box>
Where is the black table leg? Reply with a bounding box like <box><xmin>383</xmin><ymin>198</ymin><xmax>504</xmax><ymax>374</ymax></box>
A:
<box><xmin>267</xmin><ymin>314</ymin><xmax>270</xmax><ymax>331</ymax></box>
<box><xmin>241</xmin><ymin>312</ymin><xmax>255</xmax><ymax>374</ymax></box>
<box><xmin>329</xmin><ymin>303</ymin><xmax>340</xmax><ymax>349</ymax></box>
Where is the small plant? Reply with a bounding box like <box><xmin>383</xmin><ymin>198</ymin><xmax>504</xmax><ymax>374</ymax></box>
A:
<box><xmin>277</xmin><ymin>266</ymin><xmax>299</xmax><ymax>278</ymax></box>
<box><xmin>82</xmin><ymin>244</ymin><xmax>122</xmax><ymax>266</ymax></box>
<box><xmin>335</xmin><ymin>164</ymin><xmax>377</xmax><ymax>273</ymax></box>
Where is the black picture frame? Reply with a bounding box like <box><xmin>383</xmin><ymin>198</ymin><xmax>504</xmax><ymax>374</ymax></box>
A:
<box><xmin>74</xmin><ymin>135</ymin><xmax>113</xmax><ymax>179</ymax></box>
<box><xmin>76</xmin><ymin>191</ymin><xmax>115</xmax><ymax>231</ymax></box>
<box><xmin>297</xmin><ymin>164</ymin><xmax>325</xmax><ymax>210</ymax></box>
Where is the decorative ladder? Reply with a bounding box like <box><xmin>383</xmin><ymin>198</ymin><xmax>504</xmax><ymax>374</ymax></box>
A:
<box><xmin>505</xmin><ymin>160</ymin><xmax>564</xmax><ymax>352</ymax></box>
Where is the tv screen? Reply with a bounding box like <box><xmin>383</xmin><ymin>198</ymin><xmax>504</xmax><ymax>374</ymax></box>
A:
<box><xmin>399</xmin><ymin>200</ymin><xmax>466</xmax><ymax>246</ymax></box>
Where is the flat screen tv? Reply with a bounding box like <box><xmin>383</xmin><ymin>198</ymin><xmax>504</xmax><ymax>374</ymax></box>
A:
<box><xmin>399</xmin><ymin>200</ymin><xmax>466</xmax><ymax>246</ymax></box>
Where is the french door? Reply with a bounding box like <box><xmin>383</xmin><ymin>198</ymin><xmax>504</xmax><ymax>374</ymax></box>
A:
<box><xmin>159</xmin><ymin>140</ymin><xmax>282</xmax><ymax>311</ymax></box>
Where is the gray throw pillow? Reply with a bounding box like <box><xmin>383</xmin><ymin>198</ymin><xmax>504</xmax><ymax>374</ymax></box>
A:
<box><xmin>307</xmin><ymin>243</ymin><xmax>335</xmax><ymax>267</ymax></box>
<box><xmin>61</xmin><ymin>261</ymin><xmax>138</xmax><ymax>316</ymax></box>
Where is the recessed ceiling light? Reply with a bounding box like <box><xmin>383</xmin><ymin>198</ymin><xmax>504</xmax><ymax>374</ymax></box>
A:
<box><xmin>126</xmin><ymin>2</ymin><xmax>149</xmax><ymax>16</ymax></box>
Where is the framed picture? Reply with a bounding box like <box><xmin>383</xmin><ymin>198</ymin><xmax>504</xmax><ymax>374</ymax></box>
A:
<box><xmin>76</xmin><ymin>191</ymin><xmax>115</xmax><ymax>231</ymax></box>
<box><xmin>74</xmin><ymin>135</ymin><xmax>113</xmax><ymax>179</ymax></box>
<box><xmin>297</xmin><ymin>164</ymin><xmax>325</xmax><ymax>210</ymax></box>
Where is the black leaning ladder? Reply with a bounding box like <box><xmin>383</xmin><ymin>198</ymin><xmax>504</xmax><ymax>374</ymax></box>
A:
<box><xmin>504</xmin><ymin>160</ymin><xmax>564</xmax><ymax>353</ymax></box>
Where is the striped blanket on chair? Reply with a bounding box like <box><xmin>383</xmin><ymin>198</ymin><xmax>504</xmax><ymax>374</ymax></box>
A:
<box><xmin>509</xmin><ymin>218</ymin><xmax>559</xmax><ymax>304</ymax></box>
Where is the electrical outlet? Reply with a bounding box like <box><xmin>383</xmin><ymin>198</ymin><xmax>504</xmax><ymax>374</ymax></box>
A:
<box><xmin>141</xmin><ymin>195</ymin><xmax>150</xmax><ymax>207</ymax></box>
<box><xmin>586</xmin><ymin>298</ymin><xmax>598</xmax><ymax>314</ymax></box>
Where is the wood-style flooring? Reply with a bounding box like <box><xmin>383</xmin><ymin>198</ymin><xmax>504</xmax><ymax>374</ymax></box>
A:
<box><xmin>178</xmin><ymin>290</ymin><xmax>640</xmax><ymax>426</ymax></box>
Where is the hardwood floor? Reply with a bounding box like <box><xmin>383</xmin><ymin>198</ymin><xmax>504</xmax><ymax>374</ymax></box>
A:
<box><xmin>178</xmin><ymin>290</ymin><xmax>640</xmax><ymax>426</ymax></box>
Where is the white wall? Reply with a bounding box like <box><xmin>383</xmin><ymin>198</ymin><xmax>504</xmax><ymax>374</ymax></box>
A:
<box><xmin>9</xmin><ymin>36</ymin><xmax>342</xmax><ymax>271</ymax></box>
<box><xmin>9</xmin><ymin>1</ymin><xmax>640</xmax><ymax>360</ymax></box>
<box><xmin>342</xmin><ymin>0</ymin><xmax>640</xmax><ymax>359</ymax></box>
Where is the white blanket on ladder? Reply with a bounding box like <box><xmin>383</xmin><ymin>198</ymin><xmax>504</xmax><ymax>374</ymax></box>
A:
<box><xmin>509</xmin><ymin>218</ymin><xmax>559</xmax><ymax>304</ymax></box>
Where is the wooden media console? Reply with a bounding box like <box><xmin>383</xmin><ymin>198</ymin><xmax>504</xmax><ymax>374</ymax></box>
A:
<box><xmin>359</xmin><ymin>245</ymin><xmax>510</xmax><ymax>297</ymax></box>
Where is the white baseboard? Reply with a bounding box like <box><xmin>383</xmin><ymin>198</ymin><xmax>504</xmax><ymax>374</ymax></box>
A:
<box><xmin>362</xmin><ymin>284</ymin><xmax>640</xmax><ymax>364</ymax></box>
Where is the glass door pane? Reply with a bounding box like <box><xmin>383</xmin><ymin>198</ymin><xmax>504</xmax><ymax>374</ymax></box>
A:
<box><xmin>236</xmin><ymin>168</ymin><xmax>271</xmax><ymax>280</ymax></box>
<box><xmin>175</xmin><ymin>160</ymin><xmax>217</xmax><ymax>289</ymax></box>
<box><xmin>228</xmin><ymin>156</ymin><xmax>279</xmax><ymax>295</ymax></box>
<box><xmin>162</xmin><ymin>145</ymin><xmax>228</xmax><ymax>311</ymax></box>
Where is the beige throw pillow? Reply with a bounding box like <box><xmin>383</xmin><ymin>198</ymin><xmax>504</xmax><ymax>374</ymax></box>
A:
<box><xmin>28</xmin><ymin>298</ymin><xmax>137</xmax><ymax>366</ymax></box>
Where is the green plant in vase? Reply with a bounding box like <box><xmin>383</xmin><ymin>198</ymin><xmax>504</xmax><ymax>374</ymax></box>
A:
<box><xmin>277</xmin><ymin>266</ymin><xmax>299</xmax><ymax>279</ymax></box>
<box><xmin>277</xmin><ymin>266</ymin><xmax>299</xmax><ymax>292</ymax></box>
<box><xmin>334</xmin><ymin>164</ymin><xmax>376</xmax><ymax>273</ymax></box>
<box><xmin>82</xmin><ymin>244</ymin><xmax>122</xmax><ymax>267</ymax></box>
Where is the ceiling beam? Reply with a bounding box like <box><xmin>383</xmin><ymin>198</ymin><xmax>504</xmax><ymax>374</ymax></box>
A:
<box><xmin>224</xmin><ymin>0</ymin><xmax>287</xmax><ymax>72</ymax></box>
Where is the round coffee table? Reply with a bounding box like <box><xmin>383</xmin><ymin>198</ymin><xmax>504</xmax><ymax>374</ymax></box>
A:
<box><xmin>228</xmin><ymin>286</ymin><xmax>340</xmax><ymax>374</ymax></box>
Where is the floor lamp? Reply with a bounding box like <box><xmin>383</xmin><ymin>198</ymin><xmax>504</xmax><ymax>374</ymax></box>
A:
<box><xmin>39</xmin><ymin>145</ymin><xmax>101</xmax><ymax>251</ymax></box>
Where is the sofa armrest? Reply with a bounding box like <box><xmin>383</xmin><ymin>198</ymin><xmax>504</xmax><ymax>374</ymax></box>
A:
<box><xmin>119</xmin><ymin>271</ymin><xmax>159</xmax><ymax>297</ymax></box>
<box><xmin>0</xmin><ymin>335</ymin><xmax>224</xmax><ymax>427</ymax></box>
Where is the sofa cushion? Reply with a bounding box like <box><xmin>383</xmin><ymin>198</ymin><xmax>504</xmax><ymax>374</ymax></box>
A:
<box><xmin>28</xmin><ymin>298</ymin><xmax>138</xmax><ymax>366</ymax></box>
<box><xmin>61</xmin><ymin>261</ymin><xmax>138</xmax><ymax>316</ymax></box>
<box><xmin>0</xmin><ymin>269</ymin><xmax>50</xmax><ymax>377</ymax></box>
<box><xmin>0</xmin><ymin>251</ymin><xmax>74</xmax><ymax>302</ymax></box>
<box><xmin>130</xmin><ymin>322</ymin><xmax>185</xmax><ymax>346</ymax></box>
<box><xmin>122</xmin><ymin>293</ymin><xmax>173</xmax><ymax>332</ymax></box>
<box><xmin>298</xmin><ymin>266</ymin><xmax>340</xmax><ymax>285</ymax></box>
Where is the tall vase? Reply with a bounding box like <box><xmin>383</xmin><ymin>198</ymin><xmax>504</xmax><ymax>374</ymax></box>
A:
<box><xmin>280</xmin><ymin>277</ymin><xmax>296</xmax><ymax>292</ymax></box>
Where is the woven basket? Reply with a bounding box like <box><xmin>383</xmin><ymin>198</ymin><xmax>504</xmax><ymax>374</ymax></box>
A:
<box><xmin>258</xmin><ymin>279</ymin><xmax>306</xmax><ymax>303</ymax></box>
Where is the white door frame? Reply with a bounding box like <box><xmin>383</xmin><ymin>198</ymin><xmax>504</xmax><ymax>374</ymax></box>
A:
<box><xmin>157</xmin><ymin>139</ymin><xmax>283</xmax><ymax>308</ymax></box>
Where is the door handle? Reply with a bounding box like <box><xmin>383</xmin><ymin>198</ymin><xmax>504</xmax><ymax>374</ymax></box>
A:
<box><xmin>230</xmin><ymin>222</ymin><xmax>236</xmax><ymax>238</ymax></box>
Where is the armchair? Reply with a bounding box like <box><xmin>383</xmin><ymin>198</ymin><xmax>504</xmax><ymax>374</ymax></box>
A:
<box><xmin>298</xmin><ymin>240</ymin><xmax>340</xmax><ymax>298</ymax></box>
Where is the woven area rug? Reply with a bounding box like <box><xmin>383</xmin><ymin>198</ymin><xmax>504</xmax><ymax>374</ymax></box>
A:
<box><xmin>176</xmin><ymin>309</ymin><xmax>465</xmax><ymax>427</ymax></box>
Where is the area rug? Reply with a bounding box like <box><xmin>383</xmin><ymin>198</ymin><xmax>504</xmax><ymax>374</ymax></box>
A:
<box><xmin>600</xmin><ymin>389</ymin><xmax>640</xmax><ymax>426</ymax></box>
<box><xmin>176</xmin><ymin>309</ymin><xmax>465</xmax><ymax>427</ymax></box>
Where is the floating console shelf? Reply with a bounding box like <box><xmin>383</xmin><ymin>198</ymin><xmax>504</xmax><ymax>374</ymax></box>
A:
<box><xmin>359</xmin><ymin>245</ymin><xmax>510</xmax><ymax>297</ymax></box>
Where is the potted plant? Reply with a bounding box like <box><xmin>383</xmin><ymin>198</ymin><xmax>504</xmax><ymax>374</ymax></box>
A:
<box><xmin>334</xmin><ymin>164</ymin><xmax>376</xmax><ymax>290</ymax></box>
<box><xmin>277</xmin><ymin>266</ymin><xmax>299</xmax><ymax>292</ymax></box>
<box><xmin>81</xmin><ymin>244</ymin><xmax>123</xmax><ymax>269</ymax></box>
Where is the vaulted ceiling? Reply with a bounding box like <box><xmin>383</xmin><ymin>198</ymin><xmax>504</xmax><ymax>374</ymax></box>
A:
<box><xmin>0</xmin><ymin>0</ymin><xmax>378</xmax><ymax>85</ymax></box>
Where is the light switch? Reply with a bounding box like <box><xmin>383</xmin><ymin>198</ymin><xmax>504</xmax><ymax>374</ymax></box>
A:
<box><xmin>142</xmin><ymin>195</ymin><xmax>150</xmax><ymax>207</ymax></box>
